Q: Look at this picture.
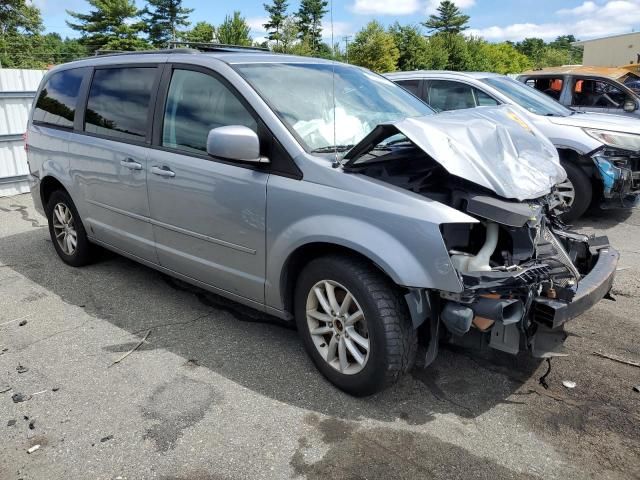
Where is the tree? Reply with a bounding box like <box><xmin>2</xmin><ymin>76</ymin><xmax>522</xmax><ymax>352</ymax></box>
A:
<box><xmin>272</xmin><ymin>15</ymin><xmax>299</xmax><ymax>53</ymax></box>
<box><xmin>66</xmin><ymin>0</ymin><xmax>149</xmax><ymax>52</ymax></box>
<box><xmin>549</xmin><ymin>35</ymin><xmax>582</xmax><ymax>64</ymax></box>
<box><xmin>389</xmin><ymin>23</ymin><xmax>431</xmax><ymax>71</ymax></box>
<box><xmin>515</xmin><ymin>37</ymin><xmax>545</xmax><ymax>66</ymax></box>
<box><xmin>423</xmin><ymin>0</ymin><xmax>470</xmax><ymax>34</ymax></box>
<box><xmin>297</xmin><ymin>0</ymin><xmax>328</xmax><ymax>52</ymax></box>
<box><xmin>348</xmin><ymin>21</ymin><xmax>399</xmax><ymax>73</ymax></box>
<box><xmin>180</xmin><ymin>21</ymin><xmax>215</xmax><ymax>43</ymax></box>
<box><xmin>216</xmin><ymin>11</ymin><xmax>252</xmax><ymax>46</ymax></box>
<box><xmin>0</xmin><ymin>0</ymin><xmax>42</xmax><ymax>35</ymax></box>
<box><xmin>263</xmin><ymin>0</ymin><xmax>288</xmax><ymax>48</ymax></box>
<box><xmin>141</xmin><ymin>0</ymin><xmax>193</xmax><ymax>47</ymax></box>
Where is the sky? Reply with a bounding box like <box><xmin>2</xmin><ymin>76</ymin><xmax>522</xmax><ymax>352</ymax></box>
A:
<box><xmin>35</xmin><ymin>0</ymin><xmax>640</xmax><ymax>45</ymax></box>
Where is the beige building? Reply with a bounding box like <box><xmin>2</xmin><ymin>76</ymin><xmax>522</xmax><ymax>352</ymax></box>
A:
<box><xmin>574</xmin><ymin>32</ymin><xmax>640</xmax><ymax>67</ymax></box>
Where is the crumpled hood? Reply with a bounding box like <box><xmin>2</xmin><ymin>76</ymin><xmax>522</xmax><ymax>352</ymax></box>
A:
<box><xmin>547</xmin><ymin>112</ymin><xmax>640</xmax><ymax>135</ymax></box>
<box><xmin>345</xmin><ymin>106</ymin><xmax>566</xmax><ymax>201</ymax></box>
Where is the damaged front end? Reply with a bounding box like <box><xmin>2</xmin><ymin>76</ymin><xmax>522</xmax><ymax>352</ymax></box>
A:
<box><xmin>343</xmin><ymin>106</ymin><xmax>619</xmax><ymax>360</ymax></box>
<box><xmin>592</xmin><ymin>147</ymin><xmax>640</xmax><ymax>209</ymax></box>
<box><xmin>438</xmin><ymin>195</ymin><xmax>617</xmax><ymax>358</ymax></box>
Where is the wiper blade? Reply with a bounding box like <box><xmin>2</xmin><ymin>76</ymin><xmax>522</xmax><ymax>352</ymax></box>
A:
<box><xmin>311</xmin><ymin>144</ymin><xmax>354</xmax><ymax>153</ymax></box>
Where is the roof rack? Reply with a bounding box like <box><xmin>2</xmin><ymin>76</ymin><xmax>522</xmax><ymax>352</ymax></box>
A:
<box><xmin>93</xmin><ymin>48</ymin><xmax>198</xmax><ymax>57</ymax></box>
<box><xmin>167</xmin><ymin>41</ymin><xmax>270</xmax><ymax>53</ymax></box>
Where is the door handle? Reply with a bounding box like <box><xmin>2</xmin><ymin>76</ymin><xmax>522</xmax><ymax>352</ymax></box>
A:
<box><xmin>120</xmin><ymin>158</ymin><xmax>142</xmax><ymax>170</ymax></box>
<box><xmin>151</xmin><ymin>166</ymin><xmax>176</xmax><ymax>178</ymax></box>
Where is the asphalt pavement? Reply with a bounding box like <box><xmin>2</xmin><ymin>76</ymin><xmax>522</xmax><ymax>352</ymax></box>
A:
<box><xmin>1</xmin><ymin>193</ymin><xmax>639</xmax><ymax>480</ymax></box>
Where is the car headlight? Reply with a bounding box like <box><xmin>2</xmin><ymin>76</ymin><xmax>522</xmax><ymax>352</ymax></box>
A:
<box><xmin>584</xmin><ymin>128</ymin><xmax>640</xmax><ymax>152</ymax></box>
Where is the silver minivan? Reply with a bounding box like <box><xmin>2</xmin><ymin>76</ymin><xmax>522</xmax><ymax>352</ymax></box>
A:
<box><xmin>27</xmin><ymin>49</ymin><xmax>618</xmax><ymax>395</ymax></box>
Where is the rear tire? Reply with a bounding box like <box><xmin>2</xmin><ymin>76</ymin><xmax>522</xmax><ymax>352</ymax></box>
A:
<box><xmin>46</xmin><ymin>190</ymin><xmax>95</xmax><ymax>267</ymax></box>
<box><xmin>294</xmin><ymin>254</ymin><xmax>417</xmax><ymax>396</ymax></box>
<box><xmin>557</xmin><ymin>161</ymin><xmax>592</xmax><ymax>222</ymax></box>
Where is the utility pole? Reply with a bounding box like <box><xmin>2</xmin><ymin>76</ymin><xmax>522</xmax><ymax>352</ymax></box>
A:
<box><xmin>342</xmin><ymin>35</ymin><xmax>351</xmax><ymax>63</ymax></box>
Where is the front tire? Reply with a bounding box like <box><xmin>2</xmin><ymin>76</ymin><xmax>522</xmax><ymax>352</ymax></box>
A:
<box><xmin>294</xmin><ymin>254</ymin><xmax>417</xmax><ymax>396</ymax></box>
<box><xmin>46</xmin><ymin>190</ymin><xmax>95</xmax><ymax>267</ymax></box>
<box><xmin>557</xmin><ymin>161</ymin><xmax>593</xmax><ymax>222</ymax></box>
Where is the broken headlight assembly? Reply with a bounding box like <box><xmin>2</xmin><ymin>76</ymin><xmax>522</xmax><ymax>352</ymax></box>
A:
<box><xmin>584</xmin><ymin>128</ymin><xmax>640</xmax><ymax>152</ymax></box>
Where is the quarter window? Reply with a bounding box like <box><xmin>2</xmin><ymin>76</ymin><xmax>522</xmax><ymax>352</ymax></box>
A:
<box><xmin>84</xmin><ymin>67</ymin><xmax>156</xmax><ymax>141</ymax></box>
<box><xmin>33</xmin><ymin>69</ymin><xmax>85</xmax><ymax>128</ymax></box>
<box><xmin>162</xmin><ymin>69</ymin><xmax>257</xmax><ymax>154</ymax></box>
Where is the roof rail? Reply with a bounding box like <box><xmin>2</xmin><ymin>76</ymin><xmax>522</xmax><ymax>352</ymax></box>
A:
<box><xmin>93</xmin><ymin>48</ymin><xmax>198</xmax><ymax>57</ymax></box>
<box><xmin>167</xmin><ymin>41</ymin><xmax>271</xmax><ymax>53</ymax></box>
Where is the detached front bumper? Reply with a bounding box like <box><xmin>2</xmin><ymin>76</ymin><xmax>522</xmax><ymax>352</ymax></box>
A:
<box><xmin>531</xmin><ymin>246</ymin><xmax>619</xmax><ymax>329</ymax></box>
<box><xmin>593</xmin><ymin>149</ymin><xmax>640</xmax><ymax>209</ymax></box>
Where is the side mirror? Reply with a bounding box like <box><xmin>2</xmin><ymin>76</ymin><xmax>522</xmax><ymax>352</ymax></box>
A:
<box><xmin>623</xmin><ymin>99</ymin><xmax>638</xmax><ymax>112</ymax></box>
<box><xmin>206</xmin><ymin>125</ymin><xmax>269</xmax><ymax>164</ymax></box>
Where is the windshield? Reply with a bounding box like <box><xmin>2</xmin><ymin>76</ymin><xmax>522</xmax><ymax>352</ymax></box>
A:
<box><xmin>234</xmin><ymin>62</ymin><xmax>433</xmax><ymax>152</ymax></box>
<box><xmin>483</xmin><ymin>76</ymin><xmax>572</xmax><ymax>117</ymax></box>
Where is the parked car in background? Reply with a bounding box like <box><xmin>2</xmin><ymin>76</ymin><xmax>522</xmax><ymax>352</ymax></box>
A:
<box><xmin>516</xmin><ymin>66</ymin><xmax>640</xmax><ymax>117</ymax></box>
<box><xmin>386</xmin><ymin>71</ymin><xmax>640</xmax><ymax>221</ymax></box>
<box><xmin>27</xmin><ymin>50</ymin><xmax>618</xmax><ymax>395</ymax></box>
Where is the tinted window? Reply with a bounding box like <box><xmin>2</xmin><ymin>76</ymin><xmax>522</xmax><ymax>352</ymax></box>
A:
<box><xmin>427</xmin><ymin>81</ymin><xmax>476</xmax><ymax>111</ymax></box>
<box><xmin>85</xmin><ymin>68</ymin><xmax>156</xmax><ymax>141</ymax></box>
<box><xmin>572</xmin><ymin>78</ymin><xmax>626</xmax><ymax>108</ymax></box>
<box><xmin>162</xmin><ymin>69</ymin><xmax>257</xmax><ymax>154</ymax></box>
<box><xmin>33</xmin><ymin>69</ymin><xmax>85</xmax><ymax>128</ymax></box>
<box><xmin>396</xmin><ymin>80</ymin><xmax>420</xmax><ymax>96</ymax></box>
<box><xmin>483</xmin><ymin>77</ymin><xmax>571</xmax><ymax>117</ymax></box>
<box><xmin>475</xmin><ymin>89</ymin><xmax>500</xmax><ymax>107</ymax></box>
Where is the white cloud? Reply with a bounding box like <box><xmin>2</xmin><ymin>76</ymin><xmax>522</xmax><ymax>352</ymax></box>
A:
<box><xmin>350</xmin><ymin>0</ymin><xmax>422</xmax><ymax>15</ymax></box>
<box><xmin>350</xmin><ymin>0</ymin><xmax>474</xmax><ymax>16</ymax></box>
<box><xmin>557</xmin><ymin>1</ymin><xmax>598</xmax><ymax>15</ymax></box>
<box><xmin>468</xmin><ymin>0</ymin><xmax>640</xmax><ymax>41</ymax></box>
<box><xmin>247</xmin><ymin>17</ymin><xmax>269</xmax><ymax>34</ymax></box>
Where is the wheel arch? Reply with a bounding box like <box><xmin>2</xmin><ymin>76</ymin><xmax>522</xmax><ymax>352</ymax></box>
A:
<box><xmin>556</xmin><ymin>148</ymin><xmax>602</xmax><ymax>199</ymax></box>
<box><xmin>40</xmin><ymin>175</ymin><xmax>69</xmax><ymax>210</ymax></box>
<box><xmin>279</xmin><ymin>242</ymin><xmax>402</xmax><ymax>317</ymax></box>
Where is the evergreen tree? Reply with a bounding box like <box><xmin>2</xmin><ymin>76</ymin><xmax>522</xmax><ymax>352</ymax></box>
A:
<box><xmin>67</xmin><ymin>0</ymin><xmax>149</xmax><ymax>52</ymax></box>
<box><xmin>180</xmin><ymin>21</ymin><xmax>215</xmax><ymax>44</ymax></box>
<box><xmin>423</xmin><ymin>1</ymin><xmax>470</xmax><ymax>34</ymax></box>
<box><xmin>0</xmin><ymin>0</ymin><xmax>42</xmax><ymax>35</ymax></box>
<box><xmin>216</xmin><ymin>11</ymin><xmax>252</xmax><ymax>46</ymax></box>
<box><xmin>263</xmin><ymin>0</ymin><xmax>288</xmax><ymax>47</ymax></box>
<box><xmin>297</xmin><ymin>0</ymin><xmax>328</xmax><ymax>52</ymax></box>
<box><xmin>141</xmin><ymin>0</ymin><xmax>193</xmax><ymax>47</ymax></box>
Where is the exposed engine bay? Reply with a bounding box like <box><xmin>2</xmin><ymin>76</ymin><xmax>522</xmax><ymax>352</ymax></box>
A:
<box><xmin>345</xmin><ymin>142</ymin><xmax>617</xmax><ymax>359</ymax></box>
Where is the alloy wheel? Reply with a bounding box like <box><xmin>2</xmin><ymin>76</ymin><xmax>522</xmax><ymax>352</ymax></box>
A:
<box><xmin>305</xmin><ymin>280</ymin><xmax>370</xmax><ymax>375</ymax></box>
<box><xmin>556</xmin><ymin>179</ymin><xmax>576</xmax><ymax>207</ymax></box>
<box><xmin>51</xmin><ymin>202</ymin><xmax>77</xmax><ymax>256</ymax></box>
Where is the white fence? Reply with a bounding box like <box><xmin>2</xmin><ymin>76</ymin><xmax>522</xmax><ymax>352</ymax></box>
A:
<box><xmin>0</xmin><ymin>69</ymin><xmax>46</xmax><ymax>197</ymax></box>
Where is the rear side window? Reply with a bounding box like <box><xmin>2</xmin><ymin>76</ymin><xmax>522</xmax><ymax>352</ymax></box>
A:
<box><xmin>84</xmin><ymin>67</ymin><xmax>156</xmax><ymax>141</ymax></box>
<box><xmin>162</xmin><ymin>69</ymin><xmax>256</xmax><ymax>154</ymax></box>
<box><xmin>33</xmin><ymin>69</ymin><xmax>85</xmax><ymax>128</ymax></box>
<box><xmin>427</xmin><ymin>80</ymin><xmax>476</xmax><ymax>111</ymax></box>
<box><xmin>396</xmin><ymin>80</ymin><xmax>421</xmax><ymax>96</ymax></box>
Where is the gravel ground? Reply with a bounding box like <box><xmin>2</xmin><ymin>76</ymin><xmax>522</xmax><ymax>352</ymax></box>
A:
<box><xmin>0</xmin><ymin>193</ymin><xmax>638</xmax><ymax>480</ymax></box>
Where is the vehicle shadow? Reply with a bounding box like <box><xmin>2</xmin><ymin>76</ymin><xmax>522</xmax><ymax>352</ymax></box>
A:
<box><xmin>574</xmin><ymin>207</ymin><xmax>635</xmax><ymax>231</ymax></box>
<box><xmin>0</xmin><ymin>228</ymin><xmax>543</xmax><ymax>426</ymax></box>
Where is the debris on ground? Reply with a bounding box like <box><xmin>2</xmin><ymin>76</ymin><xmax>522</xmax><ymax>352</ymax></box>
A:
<box><xmin>18</xmin><ymin>320</ymin><xmax>27</xmax><ymax>327</ymax></box>
<box><xmin>0</xmin><ymin>385</ymin><xmax>11</xmax><ymax>393</ymax></box>
<box><xmin>0</xmin><ymin>347</ymin><xmax>8</xmax><ymax>355</ymax></box>
<box><xmin>28</xmin><ymin>419</ymin><xmax>35</xmax><ymax>430</ymax></box>
<box><xmin>539</xmin><ymin>358</ymin><xmax>552</xmax><ymax>390</ymax></box>
<box><xmin>51</xmin><ymin>387</ymin><xmax>60</xmax><ymax>392</ymax></box>
<box><xmin>562</xmin><ymin>380</ymin><xmax>577</xmax><ymax>389</ymax></box>
<box><xmin>100</xmin><ymin>435</ymin><xmax>114</xmax><ymax>443</ymax></box>
<box><xmin>633</xmin><ymin>385</ymin><xmax>640</xmax><ymax>393</ymax></box>
<box><xmin>26</xmin><ymin>445</ymin><xmax>40</xmax><ymax>454</ymax></box>
<box><xmin>108</xmin><ymin>330</ymin><xmax>151</xmax><ymax>367</ymax></box>
<box><xmin>11</xmin><ymin>393</ymin><xmax>31</xmax><ymax>403</ymax></box>
<box><xmin>593</xmin><ymin>351</ymin><xmax>640</xmax><ymax>368</ymax></box>
<box><xmin>7</xmin><ymin>419</ymin><xmax>16</xmax><ymax>426</ymax></box>
<box><xmin>16</xmin><ymin>365</ymin><xmax>29</xmax><ymax>374</ymax></box>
